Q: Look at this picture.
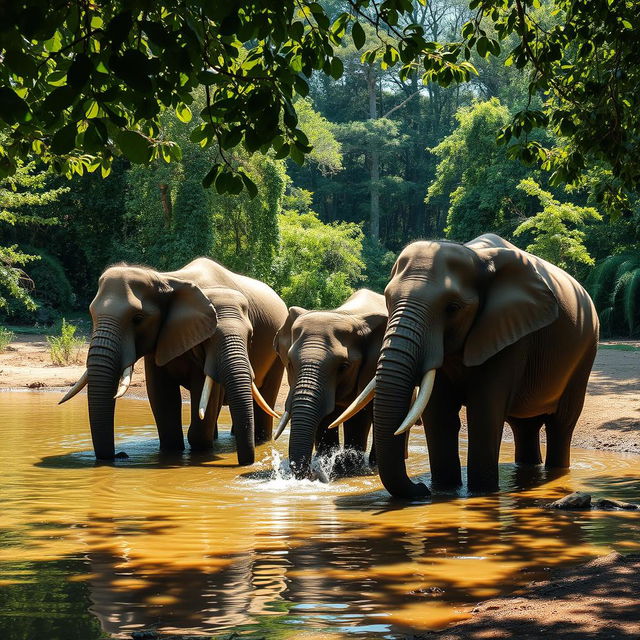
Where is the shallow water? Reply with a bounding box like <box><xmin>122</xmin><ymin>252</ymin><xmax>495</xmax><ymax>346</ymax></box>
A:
<box><xmin>1</xmin><ymin>391</ymin><xmax>639</xmax><ymax>640</ymax></box>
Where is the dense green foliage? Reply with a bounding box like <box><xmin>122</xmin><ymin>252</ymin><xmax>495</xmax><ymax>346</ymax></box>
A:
<box><xmin>514</xmin><ymin>178</ymin><xmax>601</xmax><ymax>274</ymax></box>
<box><xmin>467</xmin><ymin>0</ymin><xmax>640</xmax><ymax>211</ymax></box>
<box><xmin>274</xmin><ymin>189</ymin><xmax>365</xmax><ymax>308</ymax></box>
<box><xmin>3</xmin><ymin>1</ymin><xmax>640</xmax><ymax>338</ymax></box>
<box><xmin>0</xmin><ymin>0</ymin><xmax>472</xmax><ymax>193</ymax></box>
<box><xmin>0</xmin><ymin>153</ymin><xmax>68</xmax><ymax>311</ymax></box>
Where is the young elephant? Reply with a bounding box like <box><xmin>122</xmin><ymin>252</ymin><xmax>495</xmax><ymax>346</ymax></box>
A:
<box><xmin>373</xmin><ymin>233</ymin><xmax>599</xmax><ymax>497</ymax></box>
<box><xmin>274</xmin><ymin>289</ymin><xmax>388</xmax><ymax>477</ymax></box>
<box><xmin>60</xmin><ymin>258</ymin><xmax>287</xmax><ymax>465</ymax></box>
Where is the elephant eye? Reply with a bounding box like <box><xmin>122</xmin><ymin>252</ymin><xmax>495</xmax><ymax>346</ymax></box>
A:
<box><xmin>132</xmin><ymin>313</ymin><xmax>145</xmax><ymax>324</ymax></box>
<box><xmin>339</xmin><ymin>361</ymin><xmax>350</xmax><ymax>372</ymax></box>
<box><xmin>445</xmin><ymin>302</ymin><xmax>462</xmax><ymax>314</ymax></box>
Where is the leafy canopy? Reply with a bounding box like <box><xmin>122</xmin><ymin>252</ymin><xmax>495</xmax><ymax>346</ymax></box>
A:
<box><xmin>465</xmin><ymin>0</ymin><xmax>640</xmax><ymax>210</ymax></box>
<box><xmin>0</xmin><ymin>0</ymin><xmax>473</xmax><ymax>194</ymax></box>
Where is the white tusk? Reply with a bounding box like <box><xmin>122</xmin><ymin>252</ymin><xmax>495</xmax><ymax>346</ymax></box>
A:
<box><xmin>273</xmin><ymin>410</ymin><xmax>290</xmax><ymax>440</ymax></box>
<box><xmin>252</xmin><ymin>381</ymin><xmax>281</xmax><ymax>419</ymax></box>
<box><xmin>58</xmin><ymin>370</ymin><xmax>88</xmax><ymax>404</ymax></box>
<box><xmin>199</xmin><ymin>375</ymin><xmax>214</xmax><ymax>420</ymax></box>
<box><xmin>394</xmin><ymin>370</ymin><xmax>436</xmax><ymax>436</ymax></box>
<box><xmin>113</xmin><ymin>365</ymin><xmax>133</xmax><ymax>399</ymax></box>
<box><xmin>327</xmin><ymin>378</ymin><xmax>376</xmax><ymax>429</ymax></box>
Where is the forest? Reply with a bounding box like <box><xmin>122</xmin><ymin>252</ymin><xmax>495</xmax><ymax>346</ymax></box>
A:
<box><xmin>1</xmin><ymin>0</ymin><xmax>639</xmax><ymax>338</ymax></box>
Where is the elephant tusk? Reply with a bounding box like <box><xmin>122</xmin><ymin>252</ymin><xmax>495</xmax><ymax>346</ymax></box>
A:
<box><xmin>113</xmin><ymin>365</ymin><xmax>133</xmax><ymax>399</ymax></box>
<box><xmin>199</xmin><ymin>375</ymin><xmax>214</xmax><ymax>420</ymax></box>
<box><xmin>394</xmin><ymin>370</ymin><xmax>436</xmax><ymax>436</ymax></box>
<box><xmin>58</xmin><ymin>370</ymin><xmax>88</xmax><ymax>404</ymax></box>
<box><xmin>273</xmin><ymin>410</ymin><xmax>290</xmax><ymax>440</ymax></box>
<box><xmin>327</xmin><ymin>378</ymin><xmax>376</xmax><ymax>429</ymax></box>
<box><xmin>251</xmin><ymin>381</ymin><xmax>281</xmax><ymax>419</ymax></box>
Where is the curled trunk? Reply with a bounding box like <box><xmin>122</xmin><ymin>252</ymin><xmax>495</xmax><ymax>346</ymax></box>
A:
<box><xmin>219</xmin><ymin>336</ymin><xmax>255</xmax><ymax>466</ymax></box>
<box><xmin>374</xmin><ymin>304</ymin><xmax>431</xmax><ymax>497</ymax></box>
<box><xmin>289</xmin><ymin>363</ymin><xmax>326</xmax><ymax>478</ymax></box>
<box><xmin>87</xmin><ymin>317</ymin><xmax>122</xmax><ymax>460</ymax></box>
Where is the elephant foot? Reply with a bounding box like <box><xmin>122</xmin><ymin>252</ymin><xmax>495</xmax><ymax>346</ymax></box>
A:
<box><xmin>188</xmin><ymin>438</ymin><xmax>214</xmax><ymax>451</ymax></box>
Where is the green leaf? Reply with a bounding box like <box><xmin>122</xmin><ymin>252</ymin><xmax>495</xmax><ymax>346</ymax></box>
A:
<box><xmin>477</xmin><ymin>36</ymin><xmax>489</xmax><ymax>58</ymax></box>
<box><xmin>68</xmin><ymin>54</ymin><xmax>92</xmax><ymax>88</ymax></box>
<box><xmin>289</xmin><ymin>144</ymin><xmax>304</xmax><ymax>166</ymax></box>
<box><xmin>0</xmin><ymin>88</ymin><xmax>31</xmax><ymax>125</ymax></box>
<box><xmin>202</xmin><ymin>164</ymin><xmax>221</xmax><ymax>188</ymax></box>
<box><xmin>51</xmin><ymin>123</ymin><xmax>77</xmax><ymax>154</ymax></box>
<box><xmin>117</xmin><ymin>130</ymin><xmax>152</xmax><ymax>163</ymax></box>
<box><xmin>239</xmin><ymin>171</ymin><xmax>258</xmax><ymax>199</ymax></box>
<box><xmin>352</xmin><ymin>22</ymin><xmax>365</xmax><ymax>50</ymax></box>
<box><xmin>175</xmin><ymin>102</ymin><xmax>192</xmax><ymax>123</ymax></box>
<box><xmin>330</xmin><ymin>57</ymin><xmax>344</xmax><ymax>80</ymax></box>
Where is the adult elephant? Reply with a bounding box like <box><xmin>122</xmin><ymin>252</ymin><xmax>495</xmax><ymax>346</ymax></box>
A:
<box><xmin>273</xmin><ymin>289</ymin><xmax>387</xmax><ymax>478</ymax></box>
<box><xmin>368</xmin><ymin>233</ymin><xmax>598</xmax><ymax>497</ymax></box>
<box><xmin>59</xmin><ymin>258</ymin><xmax>287</xmax><ymax>465</ymax></box>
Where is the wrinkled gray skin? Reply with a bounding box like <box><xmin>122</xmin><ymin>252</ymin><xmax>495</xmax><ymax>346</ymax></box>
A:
<box><xmin>85</xmin><ymin>258</ymin><xmax>287</xmax><ymax>465</ymax></box>
<box><xmin>374</xmin><ymin>234</ymin><xmax>599</xmax><ymax>497</ymax></box>
<box><xmin>275</xmin><ymin>289</ymin><xmax>387</xmax><ymax>478</ymax></box>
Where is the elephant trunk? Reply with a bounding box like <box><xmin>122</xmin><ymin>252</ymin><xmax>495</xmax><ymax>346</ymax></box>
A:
<box><xmin>219</xmin><ymin>335</ymin><xmax>255</xmax><ymax>466</ymax></box>
<box><xmin>374</xmin><ymin>303</ymin><xmax>436</xmax><ymax>497</ymax></box>
<box><xmin>289</xmin><ymin>362</ymin><xmax>328</xmax><ymax>478</ymax></box>
<box><xmin>87</xmin><ymin>317</ymin><xmax>122</xmax><ymax>460</ymax></box>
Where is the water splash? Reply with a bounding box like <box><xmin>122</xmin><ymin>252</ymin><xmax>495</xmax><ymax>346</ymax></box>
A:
<box><xmin>238</xmin><ymin>447</ymin><xmax>373</xmax><ymax>494</ymax></box>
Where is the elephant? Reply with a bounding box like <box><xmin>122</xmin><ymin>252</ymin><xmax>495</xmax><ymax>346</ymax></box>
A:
<box><xmin>59</xmin><ymin>258</ymin><xmax>287</xmax><ymax>465</ymax></box>
<box><xmin>273</xmin><ymin>289</ymin><xmax>388</xmax><ymax>478</ymax></box>
<box><xmin>363</xmin><ymin>233</ymin><xmax>598</xmax><ymax>497</ymax></box>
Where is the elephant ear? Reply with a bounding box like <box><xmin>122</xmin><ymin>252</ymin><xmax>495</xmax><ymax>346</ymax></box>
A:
<box><xmin>463</xmin><ymin>246</ymin><xmax>559</xmax><ymax>367</ymax></box>
<box><xmin>155</xmin><ymin>279</ymin><xmax>218</xmax><ymax>367</ymax></box>
<box><xmin>273</xmin><ymin>306</ymin><xmax>306</xmax><ymax>364</ymax></box>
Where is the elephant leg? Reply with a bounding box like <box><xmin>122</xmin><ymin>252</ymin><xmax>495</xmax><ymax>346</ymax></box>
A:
<box><xmin>507</xmin><ymin>416</ymin><xmax>544</xmax><ymax>465</ymax></box>
<box><xmin>253</xmin><ymin>359</ymin><xmax>284</xmax><ymax>444</ymax></box>
<box><xmin>544</xmin><ymin>350</ymin><xmax>594</xmax><ymax>468</ymax></box>
<box><xmin>422</xmin><ymin>372</ymin><xmax>463</xmax><ymax>490</ymax></box>
<box><xmin>144</xmin><ymin>356</ymin><xmax>184</xmax><ymax>452</ymax></box>
<box><xmin>187</xmin><ymin>375</ymin><xmax>221</xmax><ymax>450</ymax></box>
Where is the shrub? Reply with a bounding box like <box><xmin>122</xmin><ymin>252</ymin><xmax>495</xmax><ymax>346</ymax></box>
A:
<box><xmin>0</xmin><ymin>326</ymin><xmax>14</xmax><ymax>351</ymax></box>
<box><xmin>47</xmin><ymin>319</ymin><xmax>85</xmax><ymax>365</ymax></box>
<box><xmin>587</xmin><ymin>254</ymin><xmax>640</xmax><ymax>337</ymax></box>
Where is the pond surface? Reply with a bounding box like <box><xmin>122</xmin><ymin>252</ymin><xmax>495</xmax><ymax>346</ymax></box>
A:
<box><xmin>1</xmin><ymin>391</ymin><xmax>639</xmax><ymax>640</ymax></box>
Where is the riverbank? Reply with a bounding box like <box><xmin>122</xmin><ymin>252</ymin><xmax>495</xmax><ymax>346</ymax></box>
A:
<box><xmin>419</xmin><ymin>552</ymin><xmax>640</xmax><ymax>640</ymax></box>
<box><xmin>2</xmin><ymin>333</ymin><xmax>638</xmax><ymax>454</ymax></box>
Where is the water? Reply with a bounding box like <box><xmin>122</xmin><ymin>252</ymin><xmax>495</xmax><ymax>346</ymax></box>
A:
<box><xmin>1</xmin><ymin>391</ymin><xmax>638</xmax><ymax>639</ymax></box>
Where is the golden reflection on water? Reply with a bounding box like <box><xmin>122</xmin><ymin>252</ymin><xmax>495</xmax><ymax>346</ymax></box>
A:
<box><xmin>1</xmin><ymin>391</ymin><xmax>639</xmax><ymax>639</ymax></box>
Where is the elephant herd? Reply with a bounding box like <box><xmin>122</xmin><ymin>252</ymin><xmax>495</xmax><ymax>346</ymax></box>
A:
<box><xmin>60</xmin><ymin>233</ymin><xmax>599</xmax><ymax>498</ymax></box>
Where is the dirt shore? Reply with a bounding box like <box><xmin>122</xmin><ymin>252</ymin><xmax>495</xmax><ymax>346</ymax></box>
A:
<box><xmin>417</xmin><ymin>552</ymin><xmax>640</xmax><ymax>640</ymax></box>
<box><xmin>1</xmin><ymin>334</ymin><xmax>638</xmax><ymax>454</ymax></box>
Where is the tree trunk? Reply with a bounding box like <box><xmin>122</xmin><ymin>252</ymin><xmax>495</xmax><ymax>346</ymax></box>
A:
<box><xmin>367</xmin><ymin>66</ymin><xmax>380</xmax><ymax>241</ymax></box>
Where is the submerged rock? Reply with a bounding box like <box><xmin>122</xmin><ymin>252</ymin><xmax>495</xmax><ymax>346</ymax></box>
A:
<box><xmin>547</xmin><ymin>491</ymin><xmax>592</xmax><ymax>510</ymax></box>
<box><xmin>593</xmin><ymin>498</ymin><xmax>639</xmax><ymax>511</ymax></box>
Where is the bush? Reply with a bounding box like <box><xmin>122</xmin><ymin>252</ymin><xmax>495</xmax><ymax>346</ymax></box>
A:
<box><xmin>0</xmin><ymin>326</ymin><xmax>14</xmax><ymax>351</ymax></box>
<box><xmin>272</xmin><ymin>191</ymin><xmax>365</xmax><ymax>309</ymax></box>
<box><xmin>587</xmin><ymin>254</ymin><xmax>640</xmax><ymax>337</ymax></box>
<box><xmin>47</xmin><ymin>319</ymin><xmax>84</xmax><ymax>365</ymax></box>
<box><xmin>1</xmin><ymin>249</ymin><xmax>75</xmax><ymax>325</ymax></box>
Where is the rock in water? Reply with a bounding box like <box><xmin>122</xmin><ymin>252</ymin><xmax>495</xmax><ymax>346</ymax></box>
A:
<box><xmin>593</xmin><ymin>498</ymin><xmax>639</xmax><ymax>511</ymax></box>
<box><xmin>547</xmin><ymin>491</ymin><xmax>592</xmax><ymax>510</ymax></box>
